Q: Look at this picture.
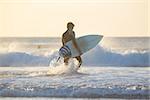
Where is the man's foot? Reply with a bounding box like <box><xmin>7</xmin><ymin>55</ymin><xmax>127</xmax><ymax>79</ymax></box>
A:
<box><xmin>64</xmin><ymin>62</ymin><xmax>68</xmax><ymax>66</ymax></box>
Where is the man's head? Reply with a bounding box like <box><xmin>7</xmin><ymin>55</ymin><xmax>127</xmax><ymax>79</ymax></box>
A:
<box><xmin>67</xmin><ymin>22</ymin><xmax>74</xmax><ymax>30</ymax></box>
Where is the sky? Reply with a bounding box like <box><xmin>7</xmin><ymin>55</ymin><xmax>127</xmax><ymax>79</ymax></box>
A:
<box><xmin>0</xmin><ymin>0</ymin><xmax>149</xmax><ymax>37</ymax></box>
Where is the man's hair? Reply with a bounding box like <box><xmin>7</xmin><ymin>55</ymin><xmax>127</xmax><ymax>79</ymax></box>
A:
<box><xmin>67</xmin><ymin>22</ymin><xmax>74</xmax><ymax>28</ymax></box>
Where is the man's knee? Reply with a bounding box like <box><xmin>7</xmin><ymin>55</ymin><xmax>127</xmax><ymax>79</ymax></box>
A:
<box><xmin>76</xmin><ymin>56</ymin><xmax>82</xmax><ymax>63</ymax></box>
<box><xmin>79</xmin><ymin>58</ymin><xmax>82</xmax><ymax>64</ymax></box>
<box><xmin>77</xmin><ymin>57</ymin><xmax>82</xmax><ymax>68</ymax></box>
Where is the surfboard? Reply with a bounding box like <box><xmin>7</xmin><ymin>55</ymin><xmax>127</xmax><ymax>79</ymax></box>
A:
<box><xmin>59</xmin><ymin>35</ymin><xmax>103</xmax><ymax>58</ymax></box>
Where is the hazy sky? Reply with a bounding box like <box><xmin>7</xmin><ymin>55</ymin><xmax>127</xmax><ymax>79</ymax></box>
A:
<box><xmin>0</xmin><ymin>0</ymin><xmax>149</xmax><ymax>37</ymax></box>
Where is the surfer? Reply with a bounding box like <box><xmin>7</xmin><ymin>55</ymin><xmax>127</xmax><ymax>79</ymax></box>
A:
<box><xmin>62</xmin><ymin>22</ymin><xmax>82</xmax><ymax>68</ymax></box>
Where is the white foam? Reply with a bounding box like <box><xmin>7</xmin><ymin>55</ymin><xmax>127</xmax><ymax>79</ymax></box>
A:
<box><xmin>48</xmin><ymin>58</ymin><xmax>79</xmax><ymax>75</ymax></box>
<box><xmin>0</xmin><ymin>67</ymin><xmax>149</xmax><ymax>98</ymax></box>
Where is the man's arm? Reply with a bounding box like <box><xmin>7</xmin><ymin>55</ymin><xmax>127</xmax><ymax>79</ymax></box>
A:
<box><xmin>71</xmin><ymin>34</ymin><xmax>82</xmax><ymax>55</ymax></box>
<box><xmin>62</xmin><ymin>34</ymin><xmax>65</xmax><ymax>46</ymax></box>
<box><xmin>62</xmin><ymin>38</ymin><xmax>65</xmax><ymax>46</ymax></box>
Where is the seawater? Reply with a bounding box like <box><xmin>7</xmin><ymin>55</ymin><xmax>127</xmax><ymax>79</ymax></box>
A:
<box><xmin>0</xmin><ymin>37</ymin><xmax>149</xmax><ymax>99</ymax></box>
<box><xmin>0</xmin><ymin>37</ymin><xmax>149</xmax><ymax>67</ymax></box>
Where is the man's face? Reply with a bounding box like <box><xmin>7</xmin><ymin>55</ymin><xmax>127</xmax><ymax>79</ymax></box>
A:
<box><xmin>68</xmin><ymin>24</ymin><xmax>74</xmax><ymax>30</ymax></box>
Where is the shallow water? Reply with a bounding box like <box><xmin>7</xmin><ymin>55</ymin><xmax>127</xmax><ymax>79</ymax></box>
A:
<box><xmin>0</xmin><ymin>66</ymin><xmax>149</xmax><ymax>99</ymax></box>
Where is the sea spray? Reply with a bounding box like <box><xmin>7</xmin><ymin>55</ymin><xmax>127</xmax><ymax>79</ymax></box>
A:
<box><xmin>48</xmin><ymin>57</ymin><xmax>79</xmax><ymax>75</ymax></box>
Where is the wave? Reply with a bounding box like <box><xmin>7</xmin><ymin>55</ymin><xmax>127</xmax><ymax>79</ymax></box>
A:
<box><xmin>82</xmin><ymin>46</ymin><xmax>150</xmax><ymax>67</ymax></box>
<box><xmin>0</xmin><ymin>51</ymin><xmax>59</xmax><ymax>67</ymax></box>
<box><xmin>0</xmin><ymin>46</ymin><xmax>149</xmax><ymax>67</ymax></box>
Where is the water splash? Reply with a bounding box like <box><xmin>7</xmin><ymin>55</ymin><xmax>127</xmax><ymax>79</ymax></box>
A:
<box><xmin>48</xmin><ymin>57</ymin><xmax>79</xmax><ymax>75</ymax></box>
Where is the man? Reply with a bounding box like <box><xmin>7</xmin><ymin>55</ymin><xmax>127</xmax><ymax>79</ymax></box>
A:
<box><xmin>62</xmin><ymin>22</ymin><xmax>82</xmax><ymax>68</ymax></box>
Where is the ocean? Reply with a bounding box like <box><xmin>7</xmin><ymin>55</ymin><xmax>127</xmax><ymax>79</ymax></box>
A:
<box><xmin>0</xmin><ymin>37</ymin><xmax>149</xmax><ymax>99</ymax></box>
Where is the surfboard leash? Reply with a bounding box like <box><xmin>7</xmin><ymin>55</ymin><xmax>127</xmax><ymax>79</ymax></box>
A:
<box><xmin>56</xmin><ymin>56</ymin><xmax>60</xmax><ymax>62</ymax></box>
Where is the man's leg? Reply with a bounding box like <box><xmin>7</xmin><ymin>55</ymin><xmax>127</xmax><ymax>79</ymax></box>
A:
<box><xmin>75</xmin><ymin>56</ymin><xmax>82</xmax><ymax>68</ymax></box>
<box><xmin>64</xmin><ymin>57</ymin><xmax>69</xmax><ymax>65</ymax></box>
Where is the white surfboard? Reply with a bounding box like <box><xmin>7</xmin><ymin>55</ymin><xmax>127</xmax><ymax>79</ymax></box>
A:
<box><xmin>59</xmin><ymin>35</ymin><xmax>103</xmax><ymax>58</ymax></box>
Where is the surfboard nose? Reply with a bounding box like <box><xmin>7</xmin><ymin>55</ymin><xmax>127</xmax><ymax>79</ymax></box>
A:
<box><xmin>59</xmin><ymin>45</ymin><xmax>71</xmax><ymax>57</ymax></box>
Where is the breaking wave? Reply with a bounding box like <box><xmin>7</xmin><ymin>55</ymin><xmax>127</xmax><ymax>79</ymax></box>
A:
<box><xmin>82</xmin><ymin>46</ymin><xmax>150</xmax><ymax>67</ymax></box>
<box><xmin>0</xmin><ymin>46</ymin><xmax>149</xmax><ymax>67</ymax></box>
